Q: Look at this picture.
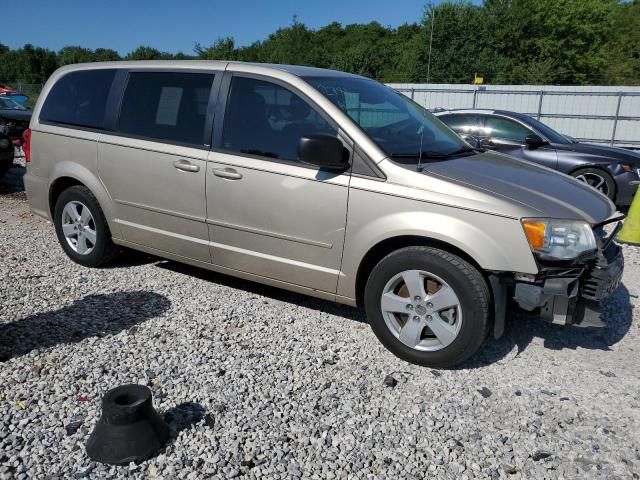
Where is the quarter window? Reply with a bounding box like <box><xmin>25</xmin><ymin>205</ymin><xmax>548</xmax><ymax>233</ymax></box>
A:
<box><xmin>222</xmin><ymin>77</ymin><xmax>336</xmax><ymax>162</ymax></box>
<box><xmin>40</xmin><ymin>69</ymin><xmax>116</xmax><ymax>129</ymax></box>
<box><xmin>482</xmin><ymin>116</ymin><xmax>531</xmax><ymax>144</ymax></box>
<box><xmin>118</xmin><ymin>72</ymin><xmax>215</xmax><ymax>146</ymax></box>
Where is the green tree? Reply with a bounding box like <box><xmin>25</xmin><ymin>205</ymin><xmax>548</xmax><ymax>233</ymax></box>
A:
<box><xmin>125</xmin><ymin>46</ymin><xmax>165</xmax><ymax>60</ymax></box>
<box><xmin>92</xmin><ymin>48</ymin><xmax>121</xmax><ymax>62</ymax></box>
<box><xmin>0</xmin><ymin>44</ymin><xmax>57</xmax><ymax>83</ymax></box>
<box><xmin>602</xmin><ymin>0</ymin><xmax>640</xmax><ymax>84</ymax></box>
<box><xmin>414</xmin><ymin>1</ymin><xmax>495</xmax><ymax>83</ymax></box>
<box><xmin>195</xmin><ymin>37</ymin><xmax>238</xmax><ymax>60</ymax></box>
<box><xmin>57</xmin><ymin>46</ymin><xmax>95</xmax><ymax>65</ymax></box>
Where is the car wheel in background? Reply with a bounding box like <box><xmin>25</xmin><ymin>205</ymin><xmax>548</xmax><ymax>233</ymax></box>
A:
<box><xmin>53</xmin><ymin>185</ymin><xmax>119</xmax><ymax>267</ymax></box>
<box><xmin>364</xmin><ymin>246</ymin><xmax>490</xmax><ymax>368</ymax></box>
<box><xmin>571</xmin><ymin>167</ymin><xmax>616</xmax><ymax>201</ymax></box>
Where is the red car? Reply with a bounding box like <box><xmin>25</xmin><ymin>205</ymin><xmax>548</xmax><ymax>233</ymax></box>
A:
<box><xmin>0</xmin><ymin>84</ymin><xmax>29</xmax><ymax>106</ymax></box>
<box><xmin>0</xmin><ymin>84</ymin><xmax>17</xmax><ymax>95</ymax></box>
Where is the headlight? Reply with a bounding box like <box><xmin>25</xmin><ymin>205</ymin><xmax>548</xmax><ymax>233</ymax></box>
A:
<box><xmin>521</xmin><ymin>218</ymin><xmax>597</xmax><ymax>260</ymax></box>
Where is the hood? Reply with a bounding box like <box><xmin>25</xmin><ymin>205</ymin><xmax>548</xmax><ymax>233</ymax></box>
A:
<box><xmin>0</xmin><ymin>109</ymin><xmax>32</xmax><ymax>122</ymax></box>
<box><xmin>423</xmin><ymin>151</ymin><xmax>615</xmax><ymax>224</ymax></box>
<box><xmin>556</xmin><ymin>141</ymin><xmax>640</xmax><ymax>166</ymax></box>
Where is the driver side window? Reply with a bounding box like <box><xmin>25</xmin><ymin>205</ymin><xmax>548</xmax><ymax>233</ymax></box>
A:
<box><xmin>222</xmin><ymin>77</ymin><xmax>336</xmax><ymax>163</ymax></box>
<box><xmin>482</xmin><ymin>116</ymin><xmax>531</xmax><ymax>144</ymax></box>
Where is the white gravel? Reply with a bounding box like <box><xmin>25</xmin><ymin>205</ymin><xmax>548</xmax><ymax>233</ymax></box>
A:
<box><xmin>1</xmin><ymin>164</ymin><xmax>640</xmax><ymax>479</ymax></box>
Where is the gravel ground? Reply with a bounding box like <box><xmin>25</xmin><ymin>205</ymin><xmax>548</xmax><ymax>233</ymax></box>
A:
<box><xmin>1</xmin><ymin>162</ymin><xmax>639</xmax><ymax>479</ymax></box>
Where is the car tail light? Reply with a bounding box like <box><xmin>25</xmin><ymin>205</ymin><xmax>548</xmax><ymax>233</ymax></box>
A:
<box><xmin>23</xmin><ymin>128</ymin><xmax>31</xmax><ymax>163</ymax></box>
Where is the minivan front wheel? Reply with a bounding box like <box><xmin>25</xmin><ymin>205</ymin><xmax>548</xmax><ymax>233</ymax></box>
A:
<box><xmin>54</xmin><ymin>186</ymin><xmax>119</xmax><ymax>267</ymax></box>
<box><xmin>364</xmin><ymin>246</ymin><xmax>490</xmax><ymax>368</ymax></box>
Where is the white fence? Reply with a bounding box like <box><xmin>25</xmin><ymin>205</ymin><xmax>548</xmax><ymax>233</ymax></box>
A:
<box><xmin>388</xmin><ymin>83</ymin><xmax>640</xmax><ymax>149</ymax></box>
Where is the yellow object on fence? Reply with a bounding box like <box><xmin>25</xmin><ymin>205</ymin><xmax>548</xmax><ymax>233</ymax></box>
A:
<box><xmin>618</xmin><ymin>190</ymin><xmax>640</xmax><ymax>246</ymax></box>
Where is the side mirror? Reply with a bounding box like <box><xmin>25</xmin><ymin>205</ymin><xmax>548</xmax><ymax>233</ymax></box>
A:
<box><xmin>525</xmin><ymin>134</ymin><xmax>546</xmax><ymax>149</ymax></box>
<box><xmin>298</xmin><ymin>134</ymin><xmax>349</xmax><ymax>171</ymax></box>
<box><xmin>479</xmin><ymin>138</ymin><xmax>495</xmax><ymax>149</ymax></box>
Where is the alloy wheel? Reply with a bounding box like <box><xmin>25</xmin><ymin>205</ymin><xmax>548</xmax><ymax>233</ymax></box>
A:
<box><xmin>575</xmin><ymin>172</ymin><xmax>609</xmax><ymax>196</ymax></box>
<box><xmin>61</xmin><ymin>200</ymin><xmax>97</xmax><ymax>255</ymax></box>
<box><xmin>380</xmin><ymin>270</ymin><xmax>463</xmax><ymax>351</ymax></box>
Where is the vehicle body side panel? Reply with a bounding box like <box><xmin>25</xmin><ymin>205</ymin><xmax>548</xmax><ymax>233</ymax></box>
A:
<box><xmin>22</xmin><ymin>126</ymin><xmax>125</xmax><ymax>238</ymax></box>
<box><xmin>98</xmin><ymin>133</ymin><xmax>210</xmax><ymax>263</ymax></box>
<box><xmin>206</xmin><ymin>151</ymin><xmax>350</xmax><ymax>294</ymax></box>
<box><xmin>337</xmin><ymin>175</ymin><xmax>539</xmax><ymax>300</ymax></box>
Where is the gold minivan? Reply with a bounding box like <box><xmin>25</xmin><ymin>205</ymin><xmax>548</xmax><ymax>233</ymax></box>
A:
<box><xmin>24</xmin><ymin>61</ymin><xmax>624</xmax><ymax>367</ymax></box>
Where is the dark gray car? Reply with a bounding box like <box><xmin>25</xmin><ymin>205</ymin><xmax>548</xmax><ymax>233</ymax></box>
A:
<box><xmin>0</xmin><ymin>96</ymin><xmax>32</xmax><ymax>145</ymax></box>
<box><xmin>436</xmin><ymin>109</ymin><xmax>640</xmax><ymax>206</ymax></box>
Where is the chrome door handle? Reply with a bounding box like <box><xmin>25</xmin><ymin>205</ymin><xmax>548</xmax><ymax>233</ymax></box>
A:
<box><xmin>213</xmin><ymin>168</ymin><xmax>243</xmax><ymax>180</ymax></box>
<box><xmin>173</xmin><ymin>159</ymin><xmax>200</xmax><ymax>172</ymax></box>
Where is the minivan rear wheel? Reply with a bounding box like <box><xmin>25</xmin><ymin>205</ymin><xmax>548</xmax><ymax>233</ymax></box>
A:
<box><xmin>54</xmin><ymin>186</ymin><xmax>119</xmax><ymax>267</ymax></box>
<box><xmin>364</xmin><ymin>246</ymin><xmax>490</xmax><ymax>368</ymax></box>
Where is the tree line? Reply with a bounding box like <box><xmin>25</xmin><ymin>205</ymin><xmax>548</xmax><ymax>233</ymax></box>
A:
<box><xmin>1</xmin><ymin>0</ymin><xmax>638</xmax><ymax>86</ymax></box>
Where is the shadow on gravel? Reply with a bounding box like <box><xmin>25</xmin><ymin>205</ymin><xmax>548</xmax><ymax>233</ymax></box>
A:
<box><xmin>0</xmin><ymin>163</ymin><xmax>26</xmax><ymax>195</ymax></box>
<box><xmin>0</xmin><ymin>291</ymin><xmax>171</xmax><ymax>361</ymax></box>
<box><xmin>164</xmin><ymin>401</ymin><xmax>207</xmax><ymax>435</ymax></box>
<box><xmin>157</xmin><ymin>260</ymin><xmax>366</xmax><ymax>323</ymax></box>
<box><xmin>463</xmin><ymin>284</ymin><xmax>634</xmax><ymax>368</ymax></box>
<box><xmin>101</xmin><ymin>249</ymin><xmax>159</xmax><ymax>269</ymax></box>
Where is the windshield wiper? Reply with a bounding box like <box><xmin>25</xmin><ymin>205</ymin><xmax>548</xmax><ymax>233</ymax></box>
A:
<box><xmin>389</xmin><ymin>147</ymin><xmax>476</xmax><ymax>160</ymax></box>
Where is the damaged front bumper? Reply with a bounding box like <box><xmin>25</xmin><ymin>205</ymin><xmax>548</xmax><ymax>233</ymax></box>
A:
<box><xmin>513</xmin><ymin>240</ymin><xmax>624</xmax><ymax>327</ymax></box>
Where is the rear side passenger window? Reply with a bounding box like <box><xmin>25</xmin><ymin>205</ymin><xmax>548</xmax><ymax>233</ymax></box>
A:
<box><xmin>118</xmin><ymin>72</ymin><xmax>215</xmax><ymax>146</ymax></box>
<box><xmin>40</xmin><ymin>69</ymin><xmax>116</xmax><ymax>129</ymax></box>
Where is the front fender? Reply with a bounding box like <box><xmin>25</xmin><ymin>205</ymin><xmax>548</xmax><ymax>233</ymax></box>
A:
<box><xmin>337</xmin><ymin>189</ymin><xmax>538</xmax><ymax>300</ymax></box>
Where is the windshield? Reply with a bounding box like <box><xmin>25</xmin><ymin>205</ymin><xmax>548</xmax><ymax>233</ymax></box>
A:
<box><xmin>304</xmin><ymin>75</ymin><xmax>471</xmax><ymax>160</ymax></box>
<box><xmin>0</xmin><ymin>97</ymin><xmax>27</xmax><ymax>110</ymax></box>
<box><xmin>522</xmin><ymin>115</ymin><xmax>570</xmax><ymax>144</ymax></box>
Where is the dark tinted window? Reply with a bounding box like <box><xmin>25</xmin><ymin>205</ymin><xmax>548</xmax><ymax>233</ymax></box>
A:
<box><xmin>40</xmin><ymin>69</ymin><xmax>116</xmax><ymax>129</ymax></box>
<box><xmin>517</xmin><ymin>115</ymin><xmax>570</xmax><ymax>144</ymax></box>
<box><xmin>439</xmin><ymin>114</ymin><xmax>480</xmax><ymax>136</ymax></box>
<box><xmin>483</xmin><ymin>116</ymin><xmax>531</xmax><ymax>143</ymax></box>
<box><xmin>118</xmin><ymin>72</ymin><xmax>214</xmax><ymax>146</ymax></box>
<box><xmin>222</xmin><ymin>77</ymin><xmax>336</xmax><ymax>162</ymax></box>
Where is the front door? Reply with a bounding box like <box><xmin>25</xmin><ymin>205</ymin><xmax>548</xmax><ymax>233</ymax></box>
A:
<box><xmin>480</xmin><ymin>115</ymin><xmax>558</xmax><ymax>169</ymax></box>
<box><xmin>206</xmin><ymin>75</ymin><xmax>350</xmax><ymax>294</ymax></box>
<box><xmin>98</xmin><ymin>70</ymin><xmax>218</xmax><ymax>263</ymax></box>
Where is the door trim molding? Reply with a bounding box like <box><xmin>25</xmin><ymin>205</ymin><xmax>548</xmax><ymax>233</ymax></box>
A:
<box><xmin>206</xmin><ymin>218</ymin><xmax>333</xmax><ymax>249</ymax></box>
<box><xmin>115</xmin><ymin>198</ymin><xmax>206</xmax><ymax>222</ymax></box>
<box><xmin>114</xmin><ymin>218</ymin><xmax>210</xmax><ymax>246</ymax></box>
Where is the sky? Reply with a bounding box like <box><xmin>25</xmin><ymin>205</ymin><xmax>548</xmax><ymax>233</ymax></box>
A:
<box><xmin>3</xmin><ymin>0</ymin><xmax>434</xmax><ymax>55</ymax></box>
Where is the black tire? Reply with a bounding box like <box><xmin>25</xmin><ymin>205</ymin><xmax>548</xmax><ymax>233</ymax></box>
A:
<box><xmin>364</xmin><ymin>246</ymin><xmax>490</xmax><ymax>368</ymax></box>
<box><xmin>570</xmin><ymin>167</ymin><xmax>616</xmax><ymax>201</ymax></box>
<box><xmin>53</xmin><ymin>185</ymin><xmax>119</xmax><ymax>267</ymax></box>
<box><xmin>0</xmin><ymin>153</ymin><xmax>13</xmax><ymax>178</ymax></box>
